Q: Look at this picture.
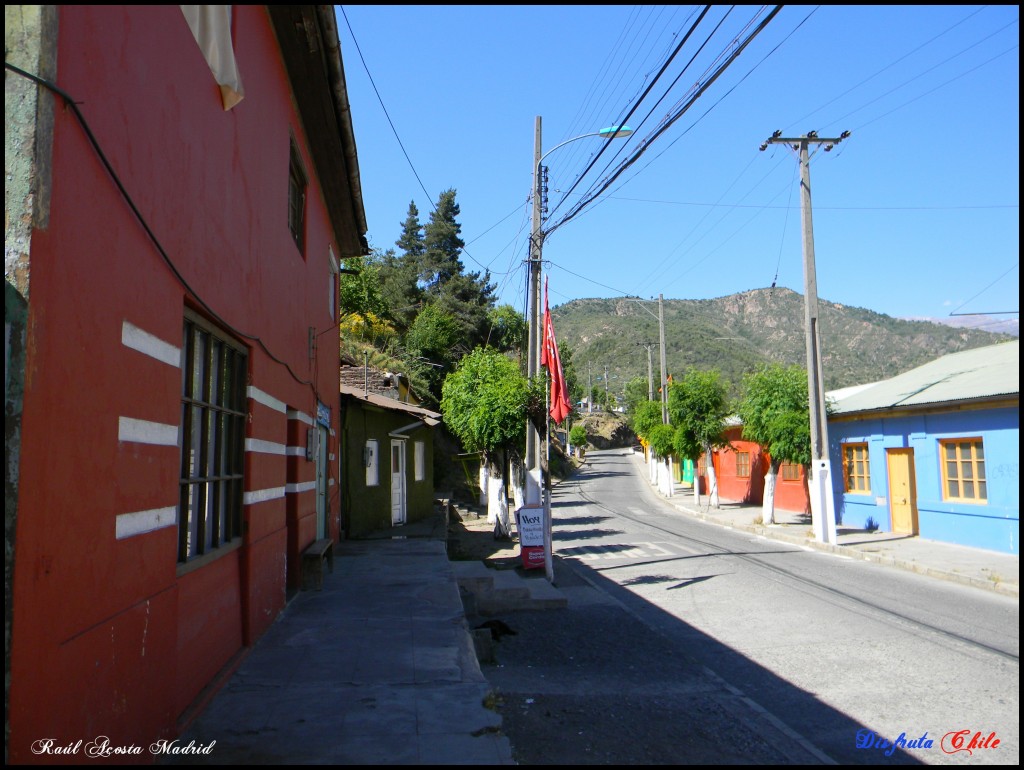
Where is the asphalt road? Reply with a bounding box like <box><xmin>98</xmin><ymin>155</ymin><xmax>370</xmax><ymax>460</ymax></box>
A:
<box><xmin>483</xmin><ymin>449</ymin><xmax>1019</xmax><ymax>765</ymax></box>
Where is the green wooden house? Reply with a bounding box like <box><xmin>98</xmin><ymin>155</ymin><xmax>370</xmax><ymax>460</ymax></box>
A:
<box><xmin>339</xmin><ymin>383</ymin><xmax>441</xmax><ymax>537</ymax></box>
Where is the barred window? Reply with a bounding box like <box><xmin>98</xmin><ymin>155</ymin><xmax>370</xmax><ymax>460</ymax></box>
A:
<box><xmin>736</xmin><ymin>451</ymin><xmax>750</xmax><ymax>478</ymax></box>
<box><xmin>940</xmin><ymin>439</ymin><xmax>986</xmax><ymax>503</ymax></box>
<box><xmin>842</xmin><ymin>443</ymin><xmax>870</xmax><ymax>493</ymax></box>
<box><xmin>179</xmin><ymin>315</ymin><xmax>246</xmax><ymax>563</ymax></box>
<box><xmin>781</xmin><ymin>462</ymin><xmax>801</xmax><ymax>482</ymax></box>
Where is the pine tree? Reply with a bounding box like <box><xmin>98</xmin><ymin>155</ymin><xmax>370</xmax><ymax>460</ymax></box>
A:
<box><xmin>418</xmin><ymin>189</ymin><xmax>496</xmax><ymax>349</ymax></box>
<box><xmin>421</xmin><ymin>189</ymin><xmax>465</xmax><ymax>291</ymax></box>
<box><xmin>396</xmin><ymin>201</ymin><xmax>425</xmax><ymax>261</ymax></box>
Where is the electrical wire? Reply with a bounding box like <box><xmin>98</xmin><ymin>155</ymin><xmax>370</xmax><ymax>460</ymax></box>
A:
<box><xmin>338</xmin><ymin>5</ymin><xmax>493</xmax><ymax>275</ymax></box>
<box><xmin>548</xmin><ymin>7</ymin><xmax>785</xmax><ymax>239</ymax></box>
<box><xmin>5</xmin><ymin>61</ymin><xmax>328</xmax><ymax>403</ymax></box>
<box><xmin>949</xmin><ymin>263</ymin><xmax>1019</xmax><ymax>316</ymax></box>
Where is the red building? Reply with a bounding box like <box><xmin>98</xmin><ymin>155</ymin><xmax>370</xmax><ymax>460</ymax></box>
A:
<box><xmin>5</xmin><ymin>6</ymin><xmax>366</xmax><ymax>762</ymax></box>
<box><xmin>708</xmin><ymin>425</ymin><xmax>811</xmax><ymax>514</ymax></box>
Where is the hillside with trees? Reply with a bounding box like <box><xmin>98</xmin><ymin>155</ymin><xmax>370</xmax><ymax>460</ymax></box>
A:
<box><xmin>550</xmin><ymin>289</ymin><xmax>1015</xmax><ymax>400</ymax></box>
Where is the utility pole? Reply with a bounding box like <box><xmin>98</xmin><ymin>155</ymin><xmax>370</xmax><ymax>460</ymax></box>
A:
<box><xmin>761</xmin><ymin>129</ymin><xmax>849</xmax><ymax>545</ymax></box>
<box><xmin>604</xmin><ymin>364</ymin><xmax>609</xmax><ymax>407</ymax></box>
<box><xmin>637</xmin><ymin>342</ymin><xmax>656</xmax><ymax>401</ymax></box>
<box><xmin>587</xmin><ymin>362</ymin><xmax>593</xmax><ymax>414</ymax></box>
<box><xmin>525</xmin><ymin>116</ymin><xmax>544</xmax><ymax>506</ymax></box>
<box><xmin>658</xmin><ymin>294</ymin><xmax>668</xmax><ymax>425</ymax></box>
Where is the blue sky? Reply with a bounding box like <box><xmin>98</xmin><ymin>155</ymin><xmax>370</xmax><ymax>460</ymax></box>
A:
<box><xmin>335</xmin><ymin>5</ymin><xmax>1019</xmax><ymax>329</ymax></box>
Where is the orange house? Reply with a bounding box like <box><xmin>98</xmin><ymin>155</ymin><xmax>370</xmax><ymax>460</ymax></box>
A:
<box><xmin>706</xmin><ymin>425</ymin><xmax>811</xmax><ymax>514</ymax></box>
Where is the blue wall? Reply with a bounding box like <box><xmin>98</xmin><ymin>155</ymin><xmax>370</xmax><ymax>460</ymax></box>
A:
<box><xmin>829</xmin><ymin>406</ymin><xmax>1019</xmax><ymax>555</ymax></box>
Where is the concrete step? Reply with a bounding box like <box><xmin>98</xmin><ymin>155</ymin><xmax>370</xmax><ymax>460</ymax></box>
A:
<box><xmin>451</xmin><ymin>560</ymin><xmax>567</xmax><ymax>614</ymax></box>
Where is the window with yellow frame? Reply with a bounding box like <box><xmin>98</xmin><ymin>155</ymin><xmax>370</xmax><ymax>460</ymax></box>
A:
<box><xmin>842</xmin><ymin>442</ymin><xmax>870</xmax><ymax>493</ymax></box>
<box><xmin>940</xmin><ymin>438</ymin><xmax>986</xmax><ymax>503</ymax></box>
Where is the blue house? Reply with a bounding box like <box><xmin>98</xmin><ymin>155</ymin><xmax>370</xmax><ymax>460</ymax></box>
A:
<box><xmin>828</xmin><ymin>340</ymin><xmax>1018</xmax><ymax>555</ymax></box>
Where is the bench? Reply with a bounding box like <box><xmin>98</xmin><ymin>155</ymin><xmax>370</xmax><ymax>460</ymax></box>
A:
<box><xmin>301</xmin><ymin>537</ymin><xmax>335</xmax><ymax>591</ymax></box>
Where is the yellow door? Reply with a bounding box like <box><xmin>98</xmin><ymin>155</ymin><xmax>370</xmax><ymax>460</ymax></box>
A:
<box><xmin>886</xmin><ymin>449</ymin><xmax>919</xmax><ymax>535</ymax></box>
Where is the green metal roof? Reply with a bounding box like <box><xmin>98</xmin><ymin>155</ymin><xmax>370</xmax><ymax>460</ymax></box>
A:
<box><xmin>829</xmin><ymin>340</ymin><xmax>1019</xmax><ymax>416</ymax></box>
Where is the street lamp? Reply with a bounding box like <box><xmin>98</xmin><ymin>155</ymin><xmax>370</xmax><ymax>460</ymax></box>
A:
<box><xmin>525</xmin><ymin>117</ymin><xmax>633</xmax><ymax>500</ymax></box>
<box><xmin>525</xmin><ymin>116</ymin><xmax>632</xmax><ymax>584</ymax></box>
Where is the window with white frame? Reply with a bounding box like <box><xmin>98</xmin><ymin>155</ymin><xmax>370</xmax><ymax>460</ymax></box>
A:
<box><xmin>179</xmin><ymin>314</ymin><xmax>246</xmax><ymax>563</ymax></box>
<box><xmin>414</xmin><ymin>441</ymin><xmax>425</xmax><ymax>481</ymax></box>
<box><xmin>365</xmin><ymin>439</ymin><xmax>379</xmax><ymax>486</ymax></box>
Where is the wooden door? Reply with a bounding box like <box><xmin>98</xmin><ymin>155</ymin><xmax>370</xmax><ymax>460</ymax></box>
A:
<box><xmin>886</xmin><ymin>448</ymin><xmax>919</xmax><ymax>535</ymax></box>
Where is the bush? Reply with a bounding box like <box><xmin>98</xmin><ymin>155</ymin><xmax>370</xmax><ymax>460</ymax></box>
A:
<box><xmin>568</xmin><ymin>425</ymin><xmax>587</xmax><ymax>448</ymax></box>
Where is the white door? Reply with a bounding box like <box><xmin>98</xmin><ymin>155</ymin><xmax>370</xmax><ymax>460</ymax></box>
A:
<box><xmin>315</xmin><ymin>424</ymin><xmax>328</xmax><ymax>539</ymax></box>
<box><xmin>390</xmin><ymin>439</ymin><xmax>406</xmax><ymax>526</ymax></box>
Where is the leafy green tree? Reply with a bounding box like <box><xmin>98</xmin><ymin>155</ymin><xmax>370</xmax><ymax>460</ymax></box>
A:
<box><xmin>338</xmin><ymin>255</ymin><xmax>388</xmax><ymax>321</ymax></box>
<box><xmin>414</xmin><ymin>189</ymin><xmax>497</xmax><ymax>350</ymax></box>
<box><xmin>568</xmin><ymin>424</ymin><xmax>587</xmax><ymax>455</ymax></box>
<box><xmin>405</xmin><ymin>305</ymin><xmax>463</xmax><ymax>405</ymax></box>
<box><xmin>631</xmin><ymin>400</ymin><xmax>664</xmax><ymax>444</ymax></box>
<box><xmin>623</xmin><ymin>376</ymin><xmax>650</xmax><ymax>419</ymax></box>
<box><xmin>441</xmin><ymin>347</ymin><xmax>529</xmax><ymax>528</ymax></box>
<box><xmin>647</xmin><ymin>423</ymin><xmax>676</xmax><ymax>458</ymax></box>
<box><xmin>668</xmin><ymin>369</ymin><xmax>730</xmax><ymax>508</ymax></box>
<box><xmin>486</xmin><ymin>305</ymin><xmax>527</xmax><ymax>355</ymax></box>
<box><xmin>736</xmin><ymin>363</ymin><xmax>812</xmax><ymax>524</ymax></box>
<box><xmin>432</xmin><ymin>269</ymin><xmax>496</xmax><ymax>350</ymax></box>
<box><xmin>356</xmin><ymin>246</ymin><xmax>420</xmax><ymax>335</ymax></box>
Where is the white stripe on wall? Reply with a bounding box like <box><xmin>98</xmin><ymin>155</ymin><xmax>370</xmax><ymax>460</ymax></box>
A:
<box><xmin>286</xmin><ymin>446</ymin><xmax>306</xmax><ymax>457</ymax></box>
<box><xmin>285</xmin><ymin>481</ymin><xmax>316</xmax><ymax>494</ymax></box>
<box><xmin>119</xmin><ymin>416</ymin><xmax>178</xmax><ymax>446</ymax></box>
<box><xmin>329</xmin><ymin>478</ymin><xmax>335</xmax><ymax>486</ymax></box>
<box><xmin>243</xmin><ymin>486</ymin><xmax>285</xmax><ymax>505</ymax></box>
<box><xmin>247</xmin><ymin>386</ymin><xmax>286</xmax><ymax>413</ymax></box>
<box><xmin>121</xmin><ymin>321</ymin><xmax>181</xmax><ymax>367</ymax></box>
<box><xmin>116</xmin><ymin>506</ymin><xmax>176</xmax><ymax>539</ymax></box>
<box><xmin>244</xmin><ymin>438</ymin><xmax>287</xmax><ymax>455</ymax></box>
<box><xmin>287</xmin><ymin>408</ymin><xmax>312</xmax><ymax>425</ymax></box>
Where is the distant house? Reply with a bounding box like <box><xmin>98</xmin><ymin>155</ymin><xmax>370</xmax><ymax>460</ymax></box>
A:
<box><xmin>6</xmin><ymin>5</ymin><xmax>366</xmax><ymax>761</ymax></box>
<box><xmin>828</xmin><ymin>341</ymin><xmax>1019</xmax><ymax>555</ymax></box>
<box><xmin>339</xmin><ymin>383</ymin><xmax>441</xmax><ymax>537</ymax></box>
<box><xmin>705</xmin><ymin>421</ymin><xmax>810</xmax><ymax>514</ymax></box>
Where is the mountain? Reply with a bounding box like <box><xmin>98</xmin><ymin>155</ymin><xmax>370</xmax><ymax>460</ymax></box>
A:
<box><xmin>551</xmin><ymin>287</ymin><xmax>1016</xmax><ymax>399</ymax></box>
<box><xmin>900</xmin><ymin>315</ymin><xmax>1019</xmax><ymax>337</ymax></box>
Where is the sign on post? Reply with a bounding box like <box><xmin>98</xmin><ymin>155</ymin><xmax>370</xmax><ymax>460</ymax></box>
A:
<box><xmin>516</xmin><ymin>505</ymin><xmax>545</xmax><ymax>569</ymax></box>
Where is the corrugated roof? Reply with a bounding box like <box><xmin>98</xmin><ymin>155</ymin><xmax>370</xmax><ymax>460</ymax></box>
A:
<box><xmin>830</xmin><ymin>340</ymin><xmax>1018</xmax><ymax>416</ymax></box>
<box><xmin>339</xmin><ymin>384</ymin><xmax>441</xmax><ymax>426</ymax></box>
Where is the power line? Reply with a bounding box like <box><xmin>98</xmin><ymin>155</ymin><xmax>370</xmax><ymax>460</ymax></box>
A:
<box><xmin>548</xmin><ymin>6</ymin><xmax>785</xmax><ymax>238</ymax></box>
<box><xmin>338</xmin><ymin>5</ymin><xmax>492</xmax><ymax>275</ymax></box>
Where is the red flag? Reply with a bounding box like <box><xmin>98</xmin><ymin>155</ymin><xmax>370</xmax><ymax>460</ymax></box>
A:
<box><xmin>541</xmin><ymin>278</ymin><xmax>572</xmax><ymax>425</ymax></box>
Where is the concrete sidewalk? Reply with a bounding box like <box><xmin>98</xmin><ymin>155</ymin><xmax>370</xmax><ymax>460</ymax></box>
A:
<box><xmin>172</xmin><ymin>512</ymin><xmax>513</xmax><ymax>765</ymax></box>
<box><xmin>626</xmin><ymin>449</ymin><xmax>1018</xmax><ymax>599</ymax></box>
